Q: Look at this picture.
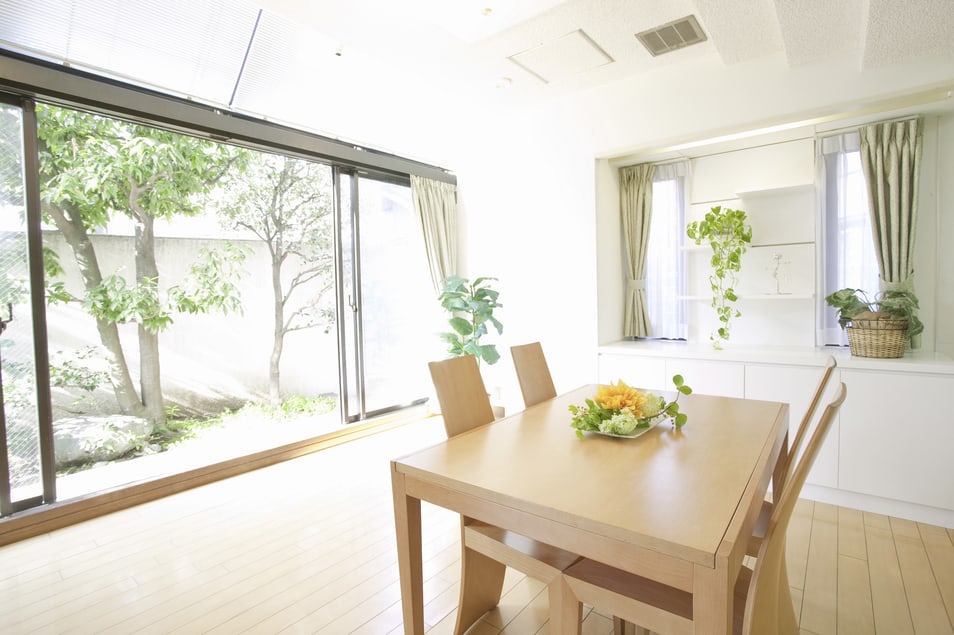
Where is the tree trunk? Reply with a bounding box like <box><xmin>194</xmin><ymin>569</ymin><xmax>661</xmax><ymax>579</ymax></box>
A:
<box><xmin>133</xmin><ymin>212</ymin><xmax>165</xmax><ymax>425</ymax></box>
<box><xmin>269</xmin><ymin>245</ymin><xmax>284</xmax><ymax>407</ymax></box>
<box><xmin>45</xmin><ymin>203</ymin><xmax>146</xmax><ymax>418</ymax></box>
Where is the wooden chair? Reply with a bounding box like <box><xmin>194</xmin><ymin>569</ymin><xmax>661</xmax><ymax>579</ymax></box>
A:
<box><xmin>428</xmin><ymin>355</ymin><xmax>581</xmax><ymax>634</ymax></box>
<box><xmin>747</xmin><ymin>355</ymin><xmax>837</xmax><ymax>557</ymax></box>
<box><xmin>559</xmin><ymin>383</ymin><xmax>848</xmax><ymax>635</ymax></box>
<box><xmin>510</xmin><ymin>341</ymin><xmax>557</xmax><ymax>407</ymax></box>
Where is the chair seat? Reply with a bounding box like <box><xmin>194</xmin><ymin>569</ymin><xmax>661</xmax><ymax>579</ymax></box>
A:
<box><xmin>465</xmin><ymin>521</ymin><xmax>581</xmax><ymax>578</ymax></box>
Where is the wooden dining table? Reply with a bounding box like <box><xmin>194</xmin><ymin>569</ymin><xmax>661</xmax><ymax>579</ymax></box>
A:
<box><xmin>391</xmin><ymin>384</ymin><xmax>789</xmax><ymax>634</ymax></box>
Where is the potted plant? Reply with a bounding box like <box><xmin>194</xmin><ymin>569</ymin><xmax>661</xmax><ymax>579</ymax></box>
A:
<box><xmin>686</xmin><ymin>205</ymin><xmax>752</xmax><ymax>349</ymax></box>
<box><xmin>437</xmin><ymin>275</ymin><xmax>503</xmax><ymax>366</ymax></box>
<box><xmin>824</xmin><ymin>287</ymin><xmax>923</xmax><ymax>358</ymax></box>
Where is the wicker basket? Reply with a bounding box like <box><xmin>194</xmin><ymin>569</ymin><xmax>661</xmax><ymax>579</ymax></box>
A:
<box><xmin>845</xmin><ymin>318</ymin><xmax>908</xmax><ymax>358</ymax></box>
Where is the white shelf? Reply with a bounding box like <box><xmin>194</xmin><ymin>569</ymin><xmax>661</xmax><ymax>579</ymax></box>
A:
<box><xmin>678</xmin><ymin>294</ymin><xmax>814</xmax><ymax>300</ymax></box>
<box><xmin>735</xmin><ymin>184</ymin><xmax>814</xmax><ymax>198</ymax></box>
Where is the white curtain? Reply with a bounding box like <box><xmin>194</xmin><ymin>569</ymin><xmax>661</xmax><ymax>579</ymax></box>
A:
<box><xmin>620</xmin><ymin>164</ymin><xmax>656</xmax><ymax>337</ymax></box>
<box><xmin>817</xmin><ymin>132</ymin><xmax>880</xmax><ymax>345</ymax></box>
<box><xmin>645</xmin><ymin>162</ymin><xmax>688</xmax><ymax>339</ymax></box>
<box><xmin>410</xmin><ymin>175</ymin><xmax>458</xmax><ymax>294</ymax></box>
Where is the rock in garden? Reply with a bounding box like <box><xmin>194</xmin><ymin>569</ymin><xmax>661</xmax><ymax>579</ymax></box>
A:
<box><xmin>53</xmin><ymin>415</ymin><xmax>154</xmax><ymax>466</ymax></box>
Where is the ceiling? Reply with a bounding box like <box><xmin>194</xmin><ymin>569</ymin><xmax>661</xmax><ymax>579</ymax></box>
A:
<box><xmin>1</xmin><ymin>0</ymin><xmax>953</xmax><ymax>154</ymax></box>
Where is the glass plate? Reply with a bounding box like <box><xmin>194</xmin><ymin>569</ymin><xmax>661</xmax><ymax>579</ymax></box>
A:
<box><xmin>590</xmin><ymin>415</ymin><xmax>666</xmax><ymax>439</ymax></box>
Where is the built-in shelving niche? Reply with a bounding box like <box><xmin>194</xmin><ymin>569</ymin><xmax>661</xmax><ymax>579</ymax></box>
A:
<box><xmin>685</xmin><ymin>182</ymin><xmax>817</xmax><ymax>346</ymax></box>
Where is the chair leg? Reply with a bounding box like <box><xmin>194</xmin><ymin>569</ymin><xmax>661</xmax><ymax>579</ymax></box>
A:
<box><xmin>777</xmin><ymin>557</ymin><xmax>799</xmax><ymax>635</ymax></box>
<box><xmin>612</xmin><ymin>617</ymin><xmax>650</xmax><ymax>635</ymax></box>
<box><xmin>453</xmin><ymin>545</ymin><xmax>507</xmax><ymax>635</ymax></box>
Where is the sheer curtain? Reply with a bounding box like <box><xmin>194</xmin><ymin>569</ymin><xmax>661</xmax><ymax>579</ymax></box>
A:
<box><xmin>645</xmin><ymin>162</ymin><xmax>688</xmax><ymax>339</ymax></box>
<box><xmin>410</xmin><ymin>175</ymin><xmax>458</xmax><ymax>294</ymax></box>
<box><xmin>818</xmin><ymin>132</ymin><xmax>880</xmax><ymax>345</ymax></box>
<box><xmin>619</xmin><ymin>163</ymin><xmax>655</xmax><ymax>337</ymax></box>
<box><xmin>858</xmin><ymin>117</ymin><xmax>923</xmax><ymax>346</ymax></box>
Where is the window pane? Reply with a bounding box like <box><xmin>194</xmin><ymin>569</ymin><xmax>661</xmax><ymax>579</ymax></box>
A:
<box><xmin>0</xmin><ymin>103</ymin><xmax>45</xmax><ymax>506</ymax></box>
<box><xmin>357</xmin><ymin>177</ymin><xmax>436</xmax><ymax>415</ymax></box>
<box><xmin>821</xmin><ymin>145</ymin><xmax>880</xmax><ymax>344</ymax></box>
<box><xmin>645</xmin><ymin>174</ymin><xmax>687</xmax><ymax>339</ymax></box>
<box><xmin>37</xmin><ymin>103</ymin><xmax>342</xmax><ymax>500</ymax></box>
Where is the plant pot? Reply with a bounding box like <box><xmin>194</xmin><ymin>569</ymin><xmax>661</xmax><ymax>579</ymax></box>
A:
<box><xmin>846</xmin><ymin>318</ymin><xmax>908</xmax><ymax>358</ymax></box>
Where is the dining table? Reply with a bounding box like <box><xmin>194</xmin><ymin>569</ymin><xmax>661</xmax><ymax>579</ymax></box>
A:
<box><xmin>391</xmin><ymin>384</ymin><xmax>789</xmax><ymax>634</ymax></box>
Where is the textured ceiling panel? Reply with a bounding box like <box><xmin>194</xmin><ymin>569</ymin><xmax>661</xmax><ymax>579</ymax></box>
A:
<box><xmin>774</xmin><ymin>0</ymin><xmax>862</xmax><ymax>66</ymax></box>
<box><xmin>862</xmin><ymin>0</ymin><xmax>954</xmax><ymax>68</ymax></box>
<box><xmin>0</xmin><ymin>0</ymin><xmax>951</xmax><ymax>140</ymax></box>
<box><xmin>692</xmin><ymin>0</ymin><xmax>784</xmax><ymax>65</ymax></box>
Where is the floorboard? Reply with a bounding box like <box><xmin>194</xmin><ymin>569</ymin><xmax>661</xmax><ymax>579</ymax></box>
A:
<box><xmin>0</xmin><ymin>416</ymin><xmax>951</xmax><ymax>634</ymax></box>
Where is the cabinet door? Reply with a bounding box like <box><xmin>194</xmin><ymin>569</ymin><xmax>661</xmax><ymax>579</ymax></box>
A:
<box><xmin>668</xmin><ymin>359</ymin><xmax>744</xmax><ymax>398</ymax></box>
<box><xmin>744</xmin><ymin>364</ymin><xmax>839</xmax><ymax>488</ymax></box>
<box><xmin>838</xmin><ymin>370</ymin><xmax>954</xmax><ymax>511</ymax></box>
<box><xmin>597</xmin><ymin>354</ymin><xmax>667</xmax><ymax>390</ymax></box>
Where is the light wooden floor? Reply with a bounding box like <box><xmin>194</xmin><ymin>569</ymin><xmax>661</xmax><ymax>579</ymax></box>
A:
<box><xmin>1</xmin><ymin>416</ymin><xmax>952</xmax><ymax>634</ymax></box>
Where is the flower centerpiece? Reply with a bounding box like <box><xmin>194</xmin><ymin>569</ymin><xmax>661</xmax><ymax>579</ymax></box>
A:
<box><xmin>569</xmin><ymin>375</ymin><xmax>692</xmax><ymax>439</ymax></box>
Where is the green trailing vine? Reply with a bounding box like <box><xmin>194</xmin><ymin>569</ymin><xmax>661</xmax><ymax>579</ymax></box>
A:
<box><xmin>686</xmin><ymin>206</ymin><xmax>752</xmax><ymax>349</ymax></box>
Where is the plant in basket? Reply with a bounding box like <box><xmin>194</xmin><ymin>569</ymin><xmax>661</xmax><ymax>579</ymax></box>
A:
<box><xmin>824</xmin><ymin>288</ymin><xmax>923</xmax><ymax>357</ymax></box>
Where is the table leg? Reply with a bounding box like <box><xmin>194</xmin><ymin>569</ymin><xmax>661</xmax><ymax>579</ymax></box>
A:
<box><xmin>692</xmin><ymin>562</ymin><xmax>733</xmax><ymax>634</ymax></box>
<box><xmin>392</xmin><ymin>465</ymin><xmax>424</xmax><ymax>634</ymax></box>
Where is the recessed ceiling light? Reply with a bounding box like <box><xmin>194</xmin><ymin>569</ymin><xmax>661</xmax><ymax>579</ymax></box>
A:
<box><xmin>495</xmin><ymin>76</ymin><xmax>513</xmax><ymax>89</ymax></box>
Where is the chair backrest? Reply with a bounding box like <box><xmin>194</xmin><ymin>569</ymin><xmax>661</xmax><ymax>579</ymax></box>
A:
<box><xmin>428</xmin><ymin>355</ymin><xmax>496</xmax><ymax>438</ymax></box>
<box><xmin>743</xmin><ymin>382</ymin><xmax>847</xmax><ymax>635</ymax></box>
<box><xmin>510</xmin><ymin>342</ymin><xmax>557</xmax><ymax>408</ymax></box>
<box><xmin>782</xmin><ymin>355</ymin><xmax>837</xmax><ymax>485</ymax></box>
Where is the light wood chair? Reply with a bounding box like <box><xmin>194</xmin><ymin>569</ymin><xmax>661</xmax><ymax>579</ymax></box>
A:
<box><xmin>428</xmin><ymin>355</ymin><xmax>581</xmax><ymax>634</ymax></box>
<box><xmin>746</xmin><ymin>354</ymin><xmax>837</xmax><ymax>557</ymax></box>
<box><xmin>559</xmin><ymin>383</ymin><xmax>848</xmax><ymax>635</ymax></box>
<box><xmin>510</xmin><ymin>341</ymin><xmax>557</xmax><ymax>408</ymax></box>
<box><xmin>615</xmin><ymin>356</ymin><xmax>838</xmax><ymax>635</ymax></box>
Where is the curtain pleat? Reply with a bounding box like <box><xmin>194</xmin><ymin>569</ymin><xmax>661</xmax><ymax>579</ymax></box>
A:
<box><xmin>410</xmin><ymin>175</ymin><xmax>458</xmax><ymax>294</ymax></box>
<box><xmin>619</xmin><ymin>163</ymin><xmax>656</xmax><ymax>337</ymax></box>
<box><xmin>858</xmin><ymin>117</ymin><xmax>923</xmax><ymax>345</ymax></box>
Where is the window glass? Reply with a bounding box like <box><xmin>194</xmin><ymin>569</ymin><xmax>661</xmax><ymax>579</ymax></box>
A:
<box><xmin>819</xmin><ymin>133</ymin><xmax>880</xmax><ymax>345</ymax></box>
<box><xmin>644</xmin><ymin>163</ymin><xmax>688</xmax><ymax>339</ymax></box>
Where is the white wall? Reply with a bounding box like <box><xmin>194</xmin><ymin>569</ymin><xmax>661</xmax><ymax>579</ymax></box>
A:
<box><xmin>432</xmin><ymin>51</ymin><xmax>954</xmax><ymax>403</ymax></box>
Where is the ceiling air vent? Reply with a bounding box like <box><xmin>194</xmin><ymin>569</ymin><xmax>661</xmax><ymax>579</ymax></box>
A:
<box><xmin>636</xmin><ymin>15</ymin><xmax>707</xmax><ymax>57</ymax></box>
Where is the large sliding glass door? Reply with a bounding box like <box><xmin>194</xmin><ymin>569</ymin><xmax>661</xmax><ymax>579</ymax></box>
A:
<box><xmin>337</xmin><ymin>170</ymin><xmax>440</xmax><ymax>422</ymax></box>
<box><xmin>0</xmin><ymin>96</ymin><xmax>443</xmax><ymax>516</ymax></box>
<box><xmin>0</xmin><ymin>97</ymin><xmax>54</xmax><ymax>515</ymax></box>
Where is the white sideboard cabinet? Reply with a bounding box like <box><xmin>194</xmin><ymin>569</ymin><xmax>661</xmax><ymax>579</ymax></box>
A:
<box><xmin>597</xmin><ymin>341</ymin><xmax>954</xmax><ymax>527</ymax></box>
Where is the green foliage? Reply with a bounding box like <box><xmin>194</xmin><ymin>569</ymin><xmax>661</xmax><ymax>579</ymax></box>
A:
<box><xmin>569</xmin><ymin>375</ymin><xmax>693</xmax><ymax>439</ymax></box>
<box><xmin>437</xmin><ymin>275</ymin><xmax>503</xmax><ymax>365</ymax></box>
<box><xmin>84</xmin><ymin>274</ymin><xmax>171</xmax><ymax>333</ymax></box>
<box><xmin>168</xmin><ymin>243</ymin><xmax>250</xmax><ymax>316</ymax></box>
<box><xmin>37</xmin><ymin>104</ymin><xmax>247</xmax><ymax>227</ymax></box>
<box><xmin>49</xmin><ymin>347</ymin><xmax>110</xmax><ymax>393</ymax></box>
<box><xmin>824</xmin><ymin>287</ymin><xmax>923</xmax><ymax>339</ymax></box>
<box><xmin>686</xmin><ymin>206</ymin><xmax>753</xmax><ymax>349</ymax></box>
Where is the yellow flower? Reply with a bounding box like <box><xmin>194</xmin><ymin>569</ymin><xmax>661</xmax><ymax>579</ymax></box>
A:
<box><xmin>594</xmin><ymin>380</ymin><xmax>649</xmax><ymax>417</ymax></box>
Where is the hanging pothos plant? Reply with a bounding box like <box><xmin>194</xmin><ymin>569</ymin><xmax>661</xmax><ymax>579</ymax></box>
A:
<box><xmin>686</xmin><ymin>205</ymin><xmax>752</xmax><ymax>349</ymax></box>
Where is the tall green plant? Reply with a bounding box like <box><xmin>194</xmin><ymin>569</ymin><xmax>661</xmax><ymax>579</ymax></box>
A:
<box><xmin>438</xmin><ymin>275</ymin><xmax>503</xmax><ymax>365</ymax></box>
<box><xmin>686</xmin><ymin>205</ymin><xmax>752</xmax><ymax>349</ymax></box>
